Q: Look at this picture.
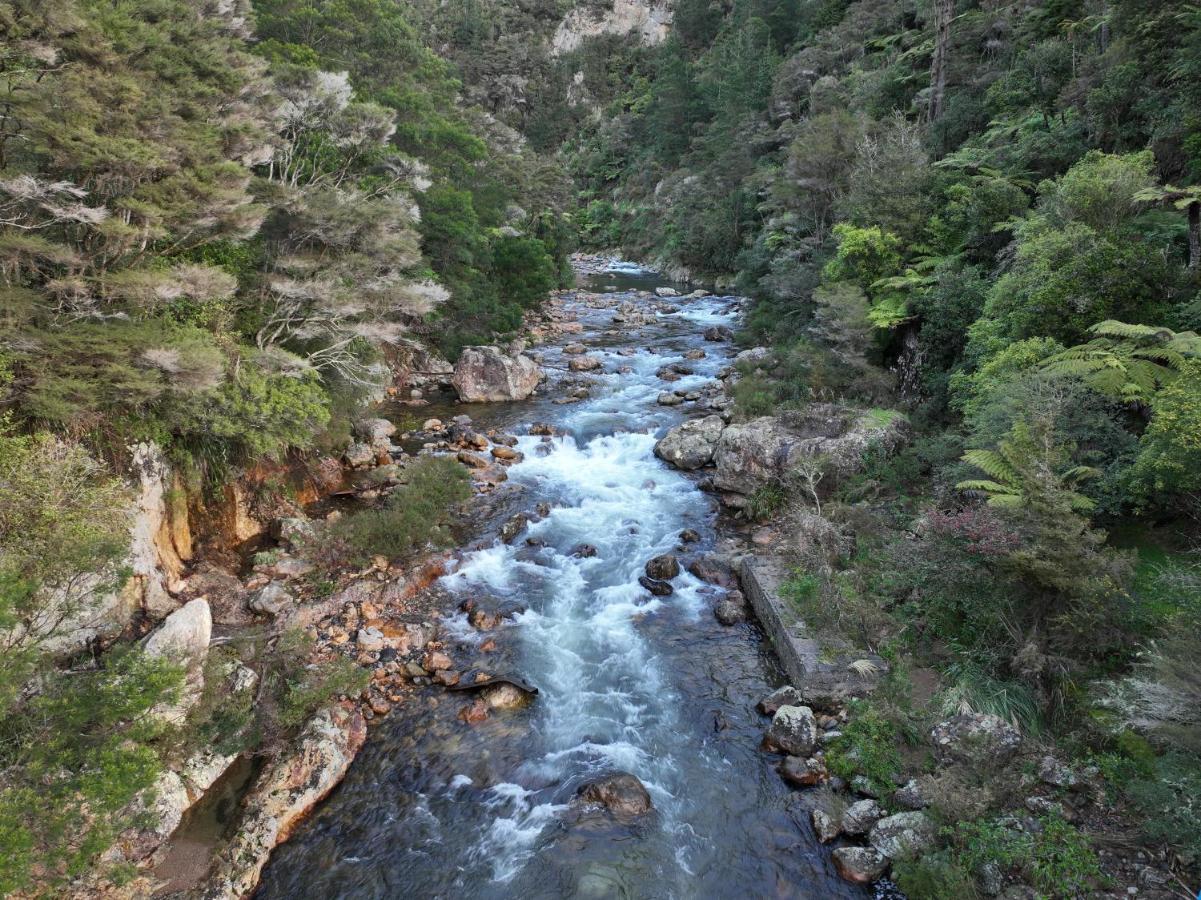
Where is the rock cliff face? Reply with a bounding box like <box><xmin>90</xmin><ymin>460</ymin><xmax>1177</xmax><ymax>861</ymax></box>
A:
<box><xmin>552</xmin><ymin>0</ymin><xmax>672</xmax><ymax>54</ymax></box>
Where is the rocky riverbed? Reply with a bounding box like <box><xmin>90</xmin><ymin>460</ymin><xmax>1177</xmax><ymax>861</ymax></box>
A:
<box><xmin>247</xmin><ymin>262</ymin><xmax>871</xmax><ymax>899</ymax></box>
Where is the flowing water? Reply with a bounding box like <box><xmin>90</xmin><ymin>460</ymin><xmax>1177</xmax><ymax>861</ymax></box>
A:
<box><xmin>255</xmin><ymin>269</ymin><xmax>865</xmax><ymax>900</ymax></box>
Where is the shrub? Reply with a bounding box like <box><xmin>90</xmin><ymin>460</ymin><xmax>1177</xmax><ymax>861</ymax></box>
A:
<box><xmin>950</xmin><ymin>815</ymin><xmax>1102</xmax><ymax>898</ymax></box>
<box><xmin>892</xmin><ymin>851</ymin><xmax>982</xmax><ymax>900</ymax></box>
<box><xmin>327</xmin><ymin>455</ymin><xmax>470</xmax><ymax>564</ymax></box>
<box><xmin>825</xmin><ymin>699</ymin><xmax>904</xmax><ymax>796</ymax></box>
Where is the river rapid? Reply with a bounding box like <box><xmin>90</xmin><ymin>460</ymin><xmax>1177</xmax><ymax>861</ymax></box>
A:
<box><xmin>255</xmin><ymin>266</ymin><xmax>864</xmax><ymax>899</ymax></box>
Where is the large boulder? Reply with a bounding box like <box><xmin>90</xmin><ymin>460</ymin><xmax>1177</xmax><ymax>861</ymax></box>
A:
<box><xmin>576</xmin><ymin>772</ymin><xmax>653</xmax><ymax>818</ymax></box>
<box><xmin>143</xmin><ymin>598</ymin><xmax>211</xmax><ymax>672</ymax></box>
<box><xmin>868</xmin><ymin>811</ymin><xmax>936</xmax><ymax>860</ymax></box>
<box><xmin>764</xmin><ymin>705</ymin><xmax>817</xmax><ymax>756</ymax></box>
<box><xmin>653</xmin><ymin>415</ymin><xmax>725</xmax><ymax>470</ymax></box>
<box><xmin>451</xmin><ymin>346</ymin><xmax>541</xmax><ymax>402</ymax></box>
<box><xmin>142</xmin><ymin>598</ymin><xmax>211</xmax><ymax>723</ymax></box>
<box><xmin>930</xmin><ymin>712</ymin><xmax>1022</xmax><ymax>770</ymax></box>
<box><xmin>712</xmin><ymin>405</ymin><xmax>909</xmax><ymax>495</ymax></box>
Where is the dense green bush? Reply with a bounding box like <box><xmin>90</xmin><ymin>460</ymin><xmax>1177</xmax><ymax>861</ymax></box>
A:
<box><xmin>327</xmin><ymin>455</ymin><xmax>471</xmax><ymax>564</ymax></box>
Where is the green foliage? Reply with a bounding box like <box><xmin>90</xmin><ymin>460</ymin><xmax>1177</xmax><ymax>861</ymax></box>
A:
<box><xmin>892</xmin><ymin>851</ymin><xmax>981</xmax><ymax>900</ymax></box>
<box><xmin>825</xmin><ymin>700</ymin><xmax>904</xmax><ymax>796</ymax></box>
<box><xmin>950</xmin><ymin>815</ymin><xmax>1102</xmax><ymax>898</ymax></box>
<box><xmin>1043</xmin><ymin>320</ymin><xmax>1201</xmax><ymax>403</ymax></box>
<box><xmin>1128</xmin><ymin>360</ymin><xmax>1201</xmax><ymax>511</ymax></box>
<box><xmin>327</xmin><ymin>455</ymin><xmax>470</xmax><ymax>564</ymax></box>
<box><xmin>0</xmin><ymin>648</ymin><xmax>184</xmax><ymax>896</ymax></box>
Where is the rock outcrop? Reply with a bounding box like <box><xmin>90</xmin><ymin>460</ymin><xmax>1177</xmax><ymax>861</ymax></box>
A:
<box><xmin>552</xmin><ymin>0</ymin><xmax>672</xmax><ymax>54</ymax></box>
<box><xmin>204</xmin><ymin>705</ymin><xmax>366</xmax><ymax>899</ymax></box>
<box><xmin>451</xmin><ymin>346</ymin><xmax>541</xmax><ymax>402</ymax></box>
<box><xmin>930</xmin><ymin>712</ymin><xmax>1022</xmax><ymax>770</ymax></box>
<box><xmin>713</xmin><ymin>405</ymin><xmax>909</xmax><ymax>495</ymax></box>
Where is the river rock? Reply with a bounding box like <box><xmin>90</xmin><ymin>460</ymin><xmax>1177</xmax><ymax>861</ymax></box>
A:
<box><xmin>683</xmin><ymin>348</ymin><xmax>706</xmax><ymax>360</ymax></box>
<box><xmin>638</xmin><ymin>575</ymin><xmax>673</xmax><ymax>596</ymax></box>
<box><xmin>248</xmin><ymin>582</ymin><xmax>293</xmax><ymax>618</ymax></box>
<box><xmin>563</xmin><ymin>342</ymin><xmax>587</xmax><ymax>354</ymax></box>
<box><xmin>869</xmin><ymin>811</ymin><xmax>936</xmax><ymax>860</ymax></box>
<box><xmin>656</xmin><ymin>391</ymin><xmax>684</xmax><ymax>406</ymax></box>
<box><xmin>930</xmin><ymin>712</ymin><xmax>1022</xmax><ymax>770</ymax></box>
<box><xmin>452</xmin><ymin>346</ymin><xmax>541</xmax><ymax>402</ymax></box>
<box><xmin>779</xmin><ymin>755</ymin><xmax>827</xmax><ymax>787</ymax></box>
<box><xmin>457</xmin><ymin>450</ymin><xmax>488</xmax><ymax>468</ymax></box>
<box><xmin>644</xmin><ymin>554</ymin><xmax>680</xmax><ymax>580</ymax></box>
<box><xmin>577</xmin><ymin>773</ymin><xmax>653</xmax><ymax>817</ymax></box>
<box><xmin>353</xmin><ymin>417</ymin><xmax>396</xmax><ymax>448</ymax></box>
<box><xmin>571</xmin><ymin>543</ymin><xmax>598</xmax><ymax>558</ymax></box>
<box><xmin>679</xmin><ymin>529</ymin><xmax>701</xmax><ymax>543</ymax></box>
<box><xmin>832</xmin><ymin>846</ymin><xmax>889</xmax><ymax>884</ymax></box>
<box><xmin>734</xmin><ymin>347</ymin><xmax>769</xmax><ymax>368</ymax></box>
<box><xmin>812</xmin><ymin>808</ymin><xmax>842</xmax><ymax>843</ymax></box>
<box><xmin>356</xmin><ymin>626</ymin><xmax>385</xmax><ymax>652</ymax></box>
<box><xmin>713</xmin><ymin>599</ymin><xmax>745</xmax><ymax>625</ymax></box>
<box><xmin>423</xmin><ymin>649</ymin><xmax>453</xmax><ymax>672</ymax></box>
<box><xmin>686</xmin><ymin>555</ymin><xmax>733</xmax><ymax>587</ymax></box>
<box><xmin>568</xmin><ymin>354</ymin><xmax>603</xmax><ymax>372</ymax></box>
<box><xmin>758</xmin><ymin>685</ymin><xmax>804</xmax><ymax>716</ymax></box>
<box><xmin>712</xmin><ymin>406</ymin><xmax>909</xmax><ymax>495</ymax></box>
<box><xmin>703</xmin><ymin>325</ymin><xmax>733</xmax><ymax>341</ymax></box>
<box><xmin>764</xmin><ymin>705</ymin><xmax>817</xmax><ymax>756</ymax></box>
<box><xmin>653</xmin><ymin>415</ymin><xmax>724</xmax><ymax>470</ymax></box>
<box><xmin>842</xmin><ymin>799</ymin><xmax>884</xmax><ymax>836</ymax></box>
<box><xmin>481</xmin><ymin>682</ymin><xmax>532</xmax><ymax>709</ymax></box>
<box><xmin>499</xmin><ymin>512</ymin><xmax>529</xmax><ymax>543</ymax></box>
<box><xmin>892</xmin><ymin>778</ymin><xmax>928</xmax><ymax>810</ymax></box>
<box><xmin>491</xmin><ymin>445</ymin><xmax>520</xmax><ymax>461</ymax></box>
<box><xmin>654</xmin><ymin>286</ymin><xmax>679</xmax><ymax>297</ymax></box>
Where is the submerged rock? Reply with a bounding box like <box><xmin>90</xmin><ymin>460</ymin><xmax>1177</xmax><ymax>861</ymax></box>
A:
<box><xmin>452</xmin><ymin>346</ymin><xmax>541</xmax><ymax>402</ymax></box>
<box><xmin>713</xmin><ymin>599</ymin><xmax>745</xmax><ymax>625</ymax></box>
<box><xmin>638</xmin><ymin>575</ymin><xmax>673</xmax><ymax>596</ymax></box>
<box><xmin>576</xmin><ymin>773</ymin><xmax>653</xmax><ymax>818</ymax></box>
<box><xmin>644</xmin><ymin>553</ymin><xmax>680</xmax><ymax>580</ymax></box>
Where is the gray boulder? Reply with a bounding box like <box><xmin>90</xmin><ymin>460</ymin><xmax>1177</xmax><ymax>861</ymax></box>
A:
<box><xmin>841</xmin><ymin>798</ymin><xmax>884</xmax><ymax>836</ymax></box>
<box><xmin>869</xmin><ymin>811</ymin><xmax>936</xmax><ymax>860</ymax></box>
<box><xmin>757</xmin><ymin>685</ymin><xmax>804</xmax><ymax>716</ymax></box>
<box><xmin>764</xmin><ymin>704</ymin><xmax>817</xmax><ymax>756</ymax></box>
<box><xmin>248</xmin><ymin>583</ymin><xmax>293</xmax><ymax>618</ymax></box>
<box><xmin>644</xmin><ymin>554</ymin><xmax>680</xmax><ymax>580</ymax></box>
<box><xmin>452</xmin><ymin>346</ymin><xmax>541</xmax><ymax>402</ymax></box>
<box><xmin>353</xmin><ymin>417</ymin><xmax>396</xmax><ymax>448</ymax></box>
<box><xmin>832</xmin><ymin>846</ymin><xmax>889</xmax><ymax>884</ymax></box>
<box><xmin>930</xmin><ymin>712</ymin><xmax>1022</xmax><ymax>770</ymax></box>
<box><xmin>653</xmin><ymin>415</ymin><xmax>725</xmax><ymax>470</ymax></box>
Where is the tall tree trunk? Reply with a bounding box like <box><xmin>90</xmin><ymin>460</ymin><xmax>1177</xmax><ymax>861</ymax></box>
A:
<box><xmin>1189</xmin><ymin>200</ymin><xmax>1200</xmax><ymax>277</ymax></box>
<box><xmin>928</xmin><ymin>0</ymin><xmax>954</xmax><ymax>122</ymax></box>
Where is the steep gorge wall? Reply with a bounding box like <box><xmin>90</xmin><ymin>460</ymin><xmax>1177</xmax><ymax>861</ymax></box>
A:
<box><xmin>552</xmin><ymin>0</ymin><xmax>672</xmax><ymax>54</ymax></box>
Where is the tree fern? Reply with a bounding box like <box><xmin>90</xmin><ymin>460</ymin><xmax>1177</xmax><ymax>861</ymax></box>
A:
<box><xmin>958</xmin><ymin>424</ymin><xmax>1098</xmax><ymax>512</ymax></box>
<box><xmin>1042</xmin><ymin>320</ymin><xmax>1201</xmax><ymax>402</ymax></box>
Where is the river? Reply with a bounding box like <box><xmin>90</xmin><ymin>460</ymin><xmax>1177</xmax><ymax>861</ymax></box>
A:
<box><xmin>255</xmin><ymin>266</ymin><xmax>864</xmax><ymax>899</ymax></box>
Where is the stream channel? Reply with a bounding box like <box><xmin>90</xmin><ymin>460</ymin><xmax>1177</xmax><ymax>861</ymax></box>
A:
<box><xmin>255</xmin><ymin>264</ymin><xmax>865</xmax><ymax>899</ymax></box>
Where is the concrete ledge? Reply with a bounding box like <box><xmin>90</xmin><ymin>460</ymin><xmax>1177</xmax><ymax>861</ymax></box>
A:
<box><xmin>739</xmin><ymin>555</ymin><xmax>887</xmax><ymax>699</ymax></box>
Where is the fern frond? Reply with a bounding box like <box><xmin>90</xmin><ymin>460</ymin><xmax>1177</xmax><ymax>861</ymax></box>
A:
<box><xmin>961</xmin><ymin>449</ymin><xmax>1021</xmax><ymax>485</ymax></box>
